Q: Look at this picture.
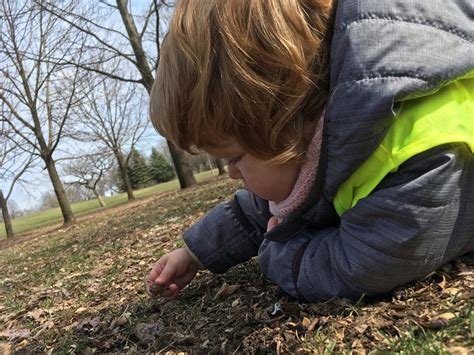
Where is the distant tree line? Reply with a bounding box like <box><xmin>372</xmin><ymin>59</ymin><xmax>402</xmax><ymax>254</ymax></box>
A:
<box><xmin>34</xmin><ymin>147</ymin><xmax>224</xmax><ymax>213</ymax></box>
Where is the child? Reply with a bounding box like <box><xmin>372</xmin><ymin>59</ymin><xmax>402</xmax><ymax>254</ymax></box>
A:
<box><xmin>147</xmin><ymin>0</ymin><xmax>474</xmax><ymax>302</ymax></box>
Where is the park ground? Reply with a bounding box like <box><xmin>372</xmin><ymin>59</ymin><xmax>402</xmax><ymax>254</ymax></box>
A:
<box><xmin>0</xmin><ymin>176</ymin><xmax>473</xmax><ymax>353</ymax></box>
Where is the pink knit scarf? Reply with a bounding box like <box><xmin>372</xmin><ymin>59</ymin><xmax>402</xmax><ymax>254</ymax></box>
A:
<box><xmin>269</xmin><ymin>115</ymin><xmax>324</xmax><ymax>220</ymax></box>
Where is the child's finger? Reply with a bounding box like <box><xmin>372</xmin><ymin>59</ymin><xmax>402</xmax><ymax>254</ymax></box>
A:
<box><xmin>266</xmin><ymin>216</ymin><xmax>280</xmax><ymax>232</ymax></box>
<box><xmin>147</xmin><ymin>268</ymin><xmax>160</xmax><ymax>284</ymax></box>
<box><xmin>154</xmin><ymin>260</ymin><xmax>178</xmax><ymax>285</ymax></box>
<box><xmin>160</xmin><ymin>283</ymin><xmax>177</xmax><ymax>298</ymax></box>
<box><xmin>162</xmin><ymin>283</ymin><xmax>180</xmax><ymax>300</ymax></box>
<box><xmin>147</xmin><ymin>257</ymin><xmax>167</xmax><ymax>285</ymax></box>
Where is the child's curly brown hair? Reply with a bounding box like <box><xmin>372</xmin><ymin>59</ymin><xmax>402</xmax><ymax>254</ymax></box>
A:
<box><xmin>150</xmin><ymin>0</ymin><xmax>334</xmax><ymax>164</ymax></box>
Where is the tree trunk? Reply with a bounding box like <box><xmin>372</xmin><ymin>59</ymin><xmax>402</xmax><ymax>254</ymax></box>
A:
<box><xmin>167</xmin><ymin>140</ymin><xmax>197</xmax><ymax>188</ymax></box>
<box><xmin>115</xmin><ymin>0</ymin><xmax>197</xmax><ymax>190</ymax></box>
<box><xmin>45</xmin><ymin>158</ymin><xmax>75</xmax><ymax>224</ymax></box>
<box><xmin>95</xmin><ymin>191</ymin><xmax>106</xmax><ymax>207</ymax></box>
<box><xmin>0</xmin><ymin>190</ymin><xmax>14</xmax><ymax>239</ymax></box>
<box><xmin>116</xmin><ymin>152</ymin><xmax>135</xmax><ymax>200</ymax></box>
<box><xmin>116</xmin><ymin>0</ymin><xmax>155</xmax><ymax>91</ymax></box>
<box><xmin>215</xmin><ymin>158</ymin><xmax>226</xmax><ymax>175</ymax></box>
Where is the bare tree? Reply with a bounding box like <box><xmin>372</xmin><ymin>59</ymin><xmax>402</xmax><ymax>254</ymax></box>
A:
<box><xmin>38</xmin><ymin>190</ymin><xmax>59</xmax><ymax>211</ymax></box>
<box><xmin>0</xmin><ymin>0</ymin><xmax>89</xmax><ymax>225</ymax></box>
<box><xmin>64</xmin><ymin>184</ymin><xmax>94</xmax><ymax>204</ymax></box>
<box><xmin>0</xmin><ymin>190</ymin><xmax>14</xmax><ymax>239</ymax></box>
<box><xmin>5</xmin><ymin>200</ymin><xmax>23</xmax><ymax>219</ymax></box>
<box><xmin>215</xmin><ymin>159</ymin><xmax>226</xmax><ymax>176</ymax></box>
<box><xmin>64</xmin><ymin>152</ymin><xmax>114</xmax><ymax>207</ymax></box>
<box><xmin>39</xmin><ymin>0</ymin><xmax>197</xmax><ymax>189</ymax></box>
<box><xmin>0</xmin><ymin>119</ymin><xmax>36</xmax><ymax>238</ymax></box>
<box><xmin>73</xmin><ymin>78</ymin><xmax>149</xmax><ymax>200</ymax></box>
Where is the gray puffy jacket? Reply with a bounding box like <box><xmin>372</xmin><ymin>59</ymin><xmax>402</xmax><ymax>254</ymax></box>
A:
<box><xmin>183</xmin><ymin>0</ymin><xmax>474</xmax><ymax>301</ymax></box>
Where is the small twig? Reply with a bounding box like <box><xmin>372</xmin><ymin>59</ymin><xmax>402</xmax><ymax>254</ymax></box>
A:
<box><xmin>156</xmin><ymin>339</ymin><xmax>177</xmax><ymax>354</ymax></box>
<box><xmin>231</xmin><ymin>343</ymin><xmax>242</xmax><ymax>355</ymax></box>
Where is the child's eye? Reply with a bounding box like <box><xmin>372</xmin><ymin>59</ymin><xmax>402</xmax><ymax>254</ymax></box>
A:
<box><xmin>227</xmin><ymin>156</ymin><xmax>241</xmax><ymax>165</ymax></box>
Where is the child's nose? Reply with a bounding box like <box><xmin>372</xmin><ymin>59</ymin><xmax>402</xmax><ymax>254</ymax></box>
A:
<box><xmin>227</xmin><ymin>164</ymin><xmax>242</xmax><ymax>180</ymax></box>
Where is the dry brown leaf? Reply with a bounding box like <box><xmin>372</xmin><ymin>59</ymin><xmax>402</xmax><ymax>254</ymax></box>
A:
<box><xmin>443</xmin><ymin>287</ymin><xmax>461</xmax><ymax>296</ymax></box>
<box><xmin>420</xmin><ymin>318</ymin><xmax>450</xmax><ymax>330</ymax></box>
<box><xmin>75</xmin><ymin>306</ymin><xmax>87</xmax><ymax>314</ymax></box>
<box><xmin>63</xmin><ymin>272</ymin><xmax>85</xmax><ymax>280</ymax></box>
<box><xmin>14</xmin><ymin>339</ymin><xmax>30</xmax><ymax>350</ymax></box>
<box><xmin>371</xmin><ymin>318</ymin><xmax>393</xmax><ymax>329</ymax></box>
<box><xmin>75</xmin><ymin>317</ymin><xmax>101</xmax><ymax>333</ymax></box>
<box><xmin>437</xmin><ymin>312</ymin><xmax>457</xmax><ymax>320</ymax></box>
<box><xmin>115</xmin><ymin>312</ymin><xmax>132</xmax><ymax>326</ymax></box>
<box><xmin>0</xmin><ymin>329</ymin><xmax>31</xmax><ymax>342</ymax></box>
<box><xmin>0</xmin><ymin>343</ymin><xmax>12</xmax><ymax>354</ymax></box>
<box><xmin>411</xmin><ymin>285</ymin><xmax>430</xmax><ymax>296</ymax></box>
<box><xmin>33</xmin><ymin>321</ymin><xmax>55</xmax><ymax>339</ymax></box>
<box><xmin>439</xmin><ymin>275</ymin><xmax>447</xmax><ymax>290</ymax></box>
<box><xmin>254</xmin><ymin>309</ymin><xmax>284</xmax><ymax>325</ymax></box>
<box><xmin>201</xmin><ymin>339</ymin><xmax>210</xmax><ymax>348</ymax></box>
<box><xmin>456</xmin><ymin>291</ymin><xmax>474</xmax><ymax>300</ymax></box>
<box><xmin>307</xmin><ymin>318</ymin><xmax>319</xmax><ymax>332</ymax></box>
<box><xmin>214</xmin><ymin>283</ymin><xmax>240</xmax><ymax>300</ymax></box>
<box><xmin>351</xmin><ymin>338</ymin><xmax>366</xmax><ymax>354</ymax></box>
<box><xmin>334</xmin><ymin>326</ymin><xmax>345</xmax><ymax>342</ymax></box>
<box><xmin>60</xmin><ymin>288</ymin><xmax>71</xmax><ymax>299</ymax></box>
<box><xmin>390</xmin><ymin>303</ymin><xmax>407</xmax><ymax>310</ymax></box>
<box><xmin>354</xmin><ymin>322</ymin><xmax>369</xmax><ymax>335</ymax></box>
<box><xmin>25</xmin><ymin>309</ymin><xmax>45</xmax><ymax>322</ymax></box>
<box><xmin>231</xmin><ymin>298</ymin><xmax>241</xmax><ymax>307</ymax></box>
<box><xmin>41</xmin><ymin>321</ymin><xmax>54</xmax><ymax>330</ymax></box>
<box><xmin>457</xmin><ymin>263</ymin><xmax>474</xmax><ymax>273</ymax></box>
<box><xmin>448</xmin><ymin>346</ymin><xmax>472</xmax><ymax>355</ymax></box>
<box><xmin>301</xmin><ymin>317</ymin><xmax>311</xmax><ymax>329</ymax></box>
<box><xmin>135</xmin><ymin>321</ymin><xmax>164</xmax><ymax>344</ymax></box>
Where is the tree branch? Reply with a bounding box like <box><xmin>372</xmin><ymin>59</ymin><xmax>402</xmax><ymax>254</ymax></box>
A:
<box><xmin>37</xmin><ymin>1</ymin><xmax>138</xmax><ymax>66</ymax></box>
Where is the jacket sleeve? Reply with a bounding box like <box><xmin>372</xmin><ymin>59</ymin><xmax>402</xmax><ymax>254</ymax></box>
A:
<box><xmin>258</xmin><ymin>143</ymin><xmax>474</xmax><ymax>301</ymax></box>
<box><xmin>183</xmin><ymin>189</ymin><xmax>271</xmax><ymax>273</ymax></box>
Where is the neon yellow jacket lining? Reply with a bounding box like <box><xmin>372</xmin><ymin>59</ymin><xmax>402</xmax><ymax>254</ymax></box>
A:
<box><xmin>334</xmin><ymin>77</ymin><xmax>474</xmax><ymax>216</ymax></box>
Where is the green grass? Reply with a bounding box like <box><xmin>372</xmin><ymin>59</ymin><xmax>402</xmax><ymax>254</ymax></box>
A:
<box><xmin>383</xmin><ymin>310</ymin><xmax>473</xmax><ymax>353</ymax></box>
<box><xmin>0</xmin><ymin>170</ymin><xmax>218</xmax><ymax>239</ymax></box>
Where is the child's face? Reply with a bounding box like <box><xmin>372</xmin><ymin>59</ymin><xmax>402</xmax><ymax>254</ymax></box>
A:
<box><xmin>207</xmin><ymin>137</ymin><xmax>301</xmax><ymax>202</ymax></box>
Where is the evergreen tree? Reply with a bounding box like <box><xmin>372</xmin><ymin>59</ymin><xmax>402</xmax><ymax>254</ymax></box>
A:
<box><xmin>128</xmin><ymin>148</ymin><xmax>153</xmax><ymax>189</ymax></box>
<box><xmin>116</xmin><ymin>165</ymin><xmax>127</xmax><ymax>193</ymax></box>
<box><xmin>149</xmin><ymin>148</ymin><xmax>176</xmax><ymax>183</ymax></box>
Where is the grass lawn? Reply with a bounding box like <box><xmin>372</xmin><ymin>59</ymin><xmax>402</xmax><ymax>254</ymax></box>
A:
<box><xmin>0</xmin><ymin>170</ymin><xmax>218</xmax><ymax>240</ymax></box>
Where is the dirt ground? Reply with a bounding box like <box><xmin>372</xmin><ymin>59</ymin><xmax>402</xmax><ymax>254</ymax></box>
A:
<box><xmin>0</xmin><ymin>177</ymin><xmax>473</xmax><ymax>353</ymax></box>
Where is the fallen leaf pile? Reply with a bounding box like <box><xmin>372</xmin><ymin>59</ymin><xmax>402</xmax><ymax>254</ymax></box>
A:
<box><xmin>0</xmin><ymin>177</ymin><xmax>473</xmax><ymax>353</ymax></box>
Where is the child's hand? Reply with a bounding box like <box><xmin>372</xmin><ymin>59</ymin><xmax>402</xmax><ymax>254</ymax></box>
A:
<box><xmin>267</xmin><ymin>216</ymin><xmax>281</xmax><ymax>232</ymax></box>
<box><xmin>146</xmin><ymin>247</ymin><xmax>200</xmax><ymax>300</ymax></box>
